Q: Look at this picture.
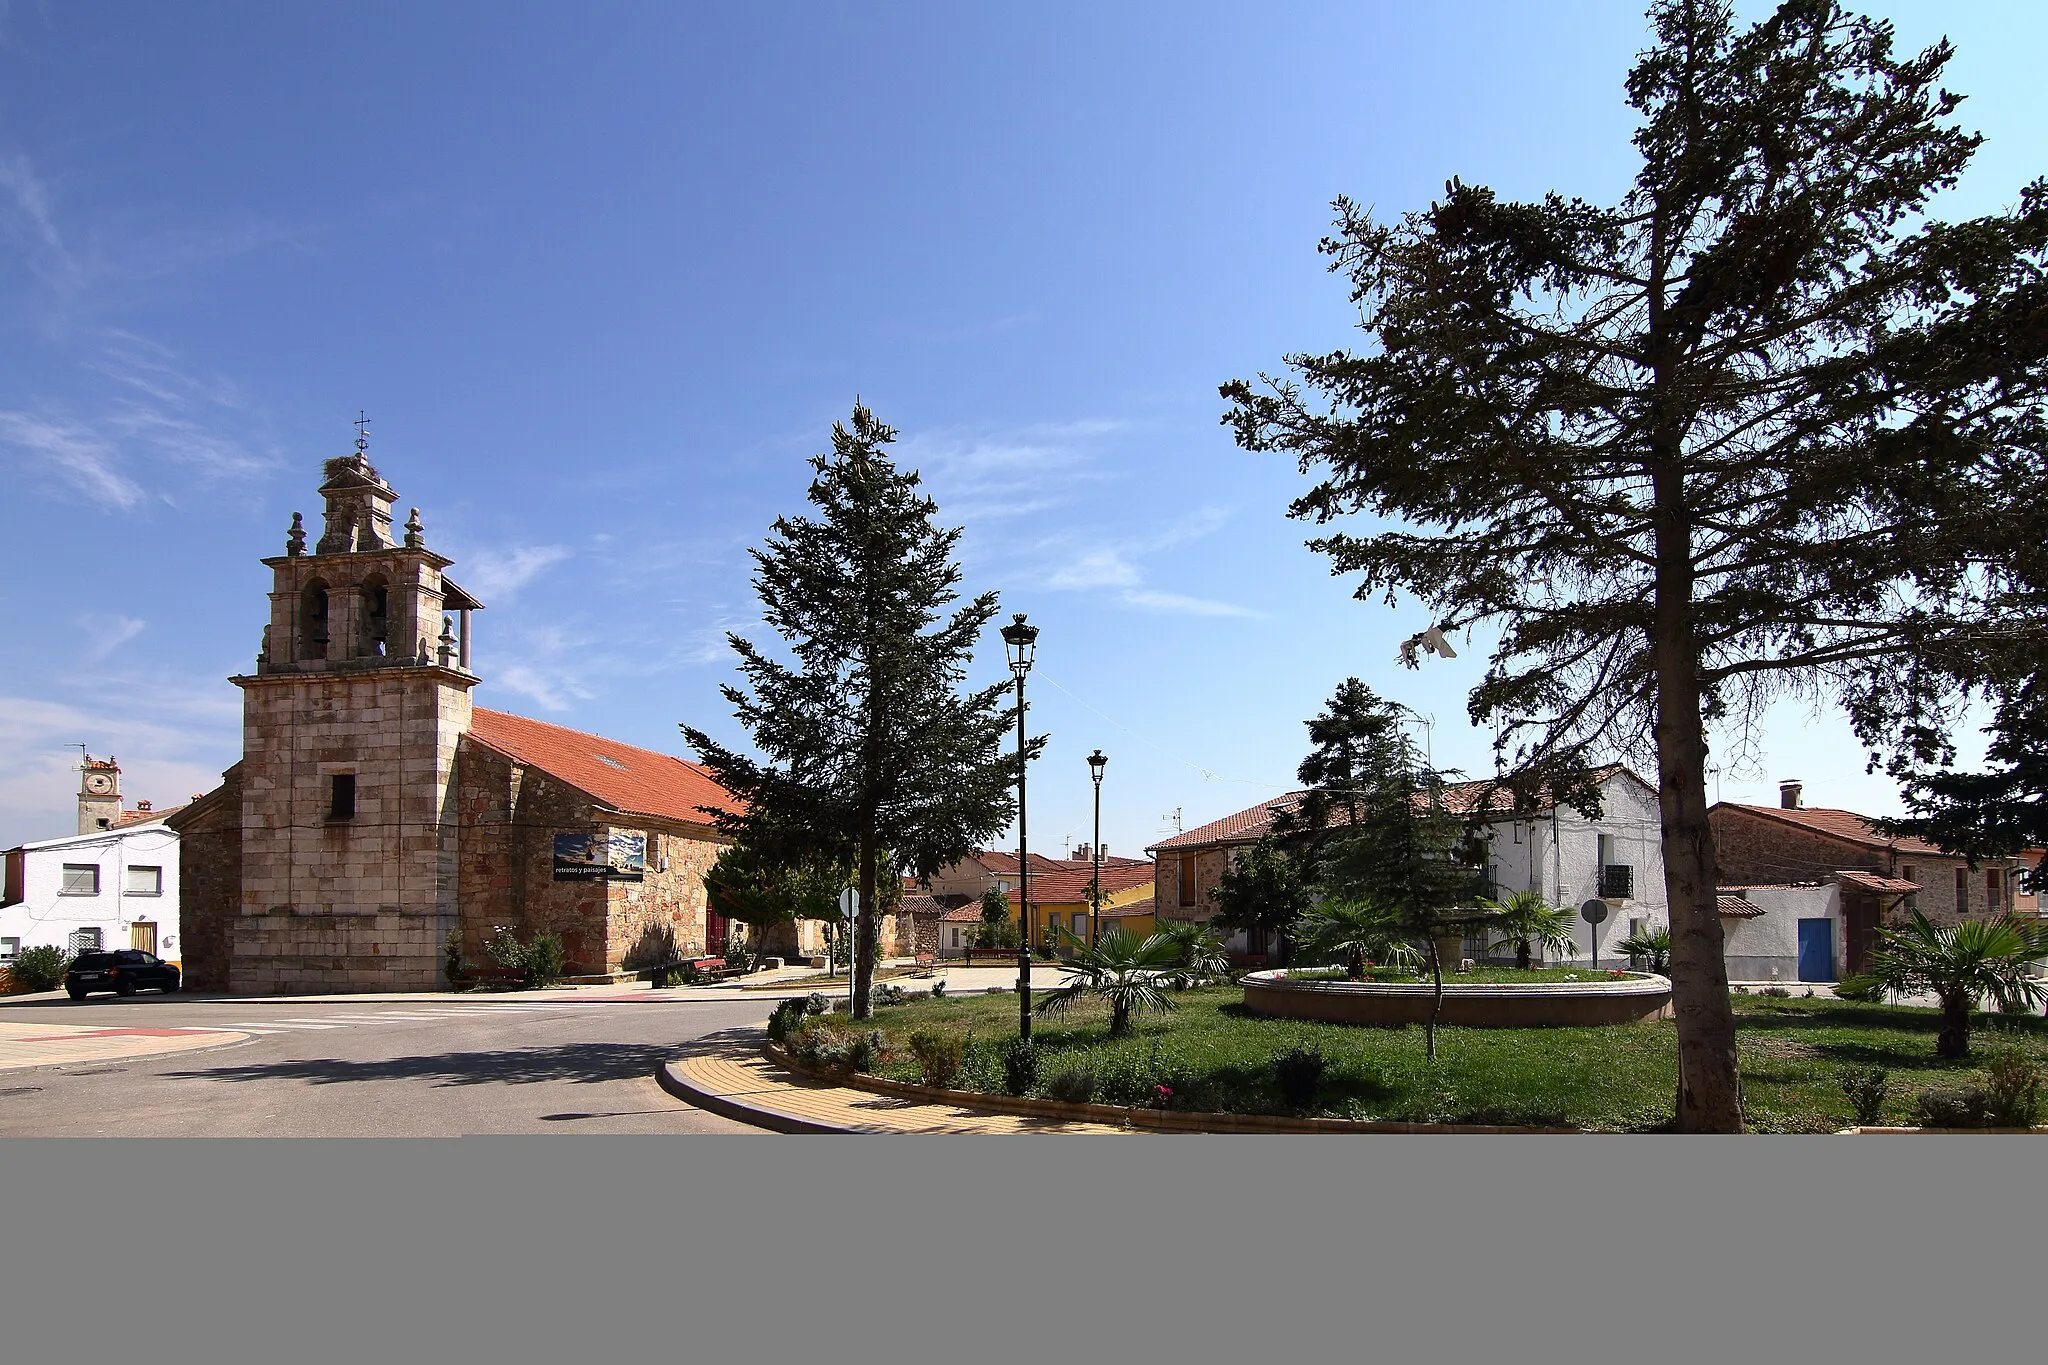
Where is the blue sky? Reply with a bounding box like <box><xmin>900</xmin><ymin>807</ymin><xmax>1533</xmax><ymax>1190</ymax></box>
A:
<box><xmin>2</xmin><ymin>2</ymin><xmax>2042</xmax><ymax>855</ymax></box>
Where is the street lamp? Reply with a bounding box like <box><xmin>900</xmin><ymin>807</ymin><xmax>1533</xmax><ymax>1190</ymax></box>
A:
<box><xmin>1087</xmin><ymin>748</ymin><xmax>1107</xmax><ymax>947</ymax></box>
<box><xmin>1000</xmin><ymin>613</ymin><xmax>1039</xmax><ymax>1040</ymax></box>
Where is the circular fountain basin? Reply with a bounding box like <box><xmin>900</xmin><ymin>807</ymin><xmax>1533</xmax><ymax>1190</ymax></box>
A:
<box><xmin>1241</xmin><ymin>968</ymin><xmax>1672</xmax><ymax>1028</ymax></box>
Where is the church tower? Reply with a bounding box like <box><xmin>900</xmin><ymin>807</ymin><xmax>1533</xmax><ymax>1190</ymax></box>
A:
<box><xmin>228</xmin><ymin>425</ymin><xmax>485</xmax><ymax>992</ymax></box>
<box><xmin>78</xmin><ymin>755</ymin><xmax>122</xmax><ymax>834</ymax></box>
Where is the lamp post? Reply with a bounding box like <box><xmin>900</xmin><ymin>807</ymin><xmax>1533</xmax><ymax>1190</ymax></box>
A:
<box><xmin>1087</xmin><ymin>748</ymin><xmax>1107</xmax><ymax>947</ymax></box>
<box><xmin>1001</xmin><ymin>613</ymin><xmax>1039</xmax><ymax>1041</ymax></box>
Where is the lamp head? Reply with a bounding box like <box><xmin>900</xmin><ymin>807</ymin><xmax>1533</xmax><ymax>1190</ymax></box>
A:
<box><xmin>1087</xmin><ymin>748</ymin><xmax>1107</xmax><ymax>782</ymax></box>
<box><xmin>1000</xmin><ymin>613</ymin><xmax>1039</xmax><ymax>678</ymax></box>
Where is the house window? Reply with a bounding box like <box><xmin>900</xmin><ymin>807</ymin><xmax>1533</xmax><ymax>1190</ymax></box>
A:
<box><xmin>0</xmin><ymin>937</ymin><xmax>19</xmax><ymax>961</ymax></box>
<box><xmin>328</xmin><ymin>774</ymin><xmax>357</xmax><ymax>821</ymax></box>
<box><xmin>1953</xmin><ymin>865</ymin><xmax>1967</xmax><ymax>914</ymax></box>
<box><xmin>1987</xmin><ymin>868</ymin><xmax>2003</xmax><ymax>913</ymax></box>
<box><xmin>1178</xmin><ymin>854</ymin><xmax>1196</xmax><ymax>907</ymax></box>
<box><xmin>1901</xmin><ymin>865</ymin><xmax>1917</xmax><ymax>913</ymax></box>
<box><xmin>61</xmin><ymin>864</ymin><xmax>100</xmax><ymax>896</ymax></box>
<box><xmin>69</xmin><ymin>927</ymin><xmax>103</xmax><ymax>954</ymax></box>
<box><xmin>125</xmin><ymin>865</ymin><xmax>162</xmax><ymax>896</ymax></box>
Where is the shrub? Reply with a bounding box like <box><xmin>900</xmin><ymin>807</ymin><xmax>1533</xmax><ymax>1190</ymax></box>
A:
<box><xmin>723</xmin><ymin>934</ymin><xmax>754</xmax><ymax>974</ymax></box>
<box><xmin>872</xmin><ymin>982</ymin><xmax>909</xmax><ymax>1007</ymax></box>
<box><xmin>768</xmin><ymin>998</ymin><xmax>808</xmax><ymax>1044</ymax></box>
<box><xmin>1759</xmin><ymin>985</ymin><xmax>1790</xmax><ymax>998</ymax></box>
<box><xmin>442</xmin><ymin>929</ymin><xmax>467</xmax><ymax>986</ymax></box>
<box><xmin>805</xmin><ymin>992</ymin><xmax>829</xmax><ymax>1016</ymax></box>
<box><xmin>930</xmin><ymin>979</ymin><xmax>947</xmax><ymax>999</ymax></box>
<box><xmin>786</xmin><ymin>1020</ymin><xmax>885</xmax><ymax>1074</ymax></box>
<box><xmin>1272</xmin><ymin>1042</ymin><xmax>1328</xmax><ymax>1111</ymax></box>
<box><xmin>1091</xmin><ymin>1040</ymin><xmax>1191</xmax><ymax>1110</ymax></box>
<box><xmin>1837</xmin><ymin>1066</ymin><xmax>1889</xmax><ymax>1126</ymax></box>
<box><xmin>1983</xmin><ymin>1043</ymin><xmax>2042</xmax><ymax>1129</ymax></box>
<box><xmin>1915</xmin><ymin>1087</ymin><xmax>1994</xmax><ymax>1130</ymax></box>
<box><xmin>1833</xmin><ymin>973</ymin><xmax>1885</xmax><ymax>1002</ymax></box>
<box><xmin>1000</xmin><ymin>1038</ymin><xmax>1040</xmax><ymax>1096</ymax></box>
<box><xmin>524</xmin><ymin>931</ymin><xmax>566</xmax><ymax>988</ymax></box>
<box><xmin>11</xmin><ymin>944</ymin><xmax>70</xmax><ymax>993</ymax></box>
<box><xmin>907</xmin><ymin>1028</ymin><xmax>965</xmax><ymax>1088</ymax></box>
<box><xmin>1046</xmin><ymin>1067</ymin><xmax>1097</xmax><ymax>1104</ymax></box>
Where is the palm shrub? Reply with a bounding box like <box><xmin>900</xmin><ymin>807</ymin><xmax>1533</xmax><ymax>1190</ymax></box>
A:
<box><xmin>10</xmin><ymin>944</ymin><xmax>70</xmax><ymax>993</ymax></box>
<box><xmin>1483</xmin><ymin>891</ymin><xmax>1580</xmax><ymax>969</ymax></box>
<box><xmin>1297</xmin><ymin>898</ymin><xmax>1419</xmax><ymax>981</ymax></box>
<box><xmin>1864</xmin><ymin>911</ymin><xmax>2048</xmax><ymax>1057</ymax></box>
<box><xmin>1150</xmin><ymin>919</ymin><xmax>1232</xmax><ymax>987</ymax></box>
<box><xmin>1615</xmin><ymin>925</ymin><xmax>1673</xmax><ymax>976</ymax></box>
<box><xmin>1034</xmin><ymin>926</ymin><xmax>1180</xmax><ymax>1038</ymax></box>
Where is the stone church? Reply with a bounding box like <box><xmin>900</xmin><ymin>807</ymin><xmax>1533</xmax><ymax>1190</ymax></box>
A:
<box><xmin>172</xmin><ymin>443</ymin><xmax>760</xmax><ymax>994</ymax></box>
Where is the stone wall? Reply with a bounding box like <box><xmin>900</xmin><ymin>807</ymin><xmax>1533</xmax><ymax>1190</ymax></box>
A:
<box><xmin>602</xmin><ymin>825</ymin><xmax>724</xmax><ymax>969</ymax></box>
<box><xmin>1709</xmin><ymin>807</ymin><xmax>2016</xmax><ymax>925</ymax></box>
<box><xmin>1154</xmin><ymin>846</ymin><xmax>1237</xmax><ymax>923</ymax></box>
<box><xmin>168</xmin><ymin>769</ymin><xmax>242</xmax><ymax>993</ymax></box>
<box><xmin>230</xmin><ymin>667</ymin><xmax>471</xmax><ymax>992</ymax></box>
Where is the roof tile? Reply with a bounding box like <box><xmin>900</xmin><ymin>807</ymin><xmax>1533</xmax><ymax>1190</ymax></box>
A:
<box><xmin>466</xmin><ymin>708</ymin><xmax>740</xmax><ymax>830</ymax></box>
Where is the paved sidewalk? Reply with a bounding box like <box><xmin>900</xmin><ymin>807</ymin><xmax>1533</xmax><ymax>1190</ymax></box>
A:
<box><xmin>660</xmin><ymin>1030</ymin><xmax>1135</xmax><ymax>1134</ymax></box>
<box><xmin>0</xmin><ymin>1019</ymin><xmax>250</xmax><ymax>1072</ymax></box>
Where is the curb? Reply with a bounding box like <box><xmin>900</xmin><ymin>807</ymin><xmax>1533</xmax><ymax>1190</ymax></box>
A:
<box><xmin>655</xmin><ymin>1055</ymin><xmax>843</xmax><ymax>1134</ymax></box>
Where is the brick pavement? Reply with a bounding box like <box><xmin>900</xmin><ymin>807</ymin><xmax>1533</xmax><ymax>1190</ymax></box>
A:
<box><xmin>0</xmin><ymin>1020</ymin><xmax>250</xmax><ymax>1072</ymax></box>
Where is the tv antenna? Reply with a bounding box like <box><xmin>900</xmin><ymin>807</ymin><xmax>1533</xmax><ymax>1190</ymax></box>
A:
<box><xmin>1162</xmin><ymin>807</ymin><xmax>1182</xmax><ymax>835</ymax></box>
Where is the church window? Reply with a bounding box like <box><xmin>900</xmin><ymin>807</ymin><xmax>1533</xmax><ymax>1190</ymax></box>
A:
<box><xmin>358</xmin><ymin>576</ymin><xmax>390</xmax><ymax>657</ymax></box>
<box><xmin>300</xmin><ymin>580</ymin><xmax>331</xmax><ymax>660</ymax></box>
<box><xmin>328</xmin><ymin>774</ymin><xmax>357</xmax><ymax>822</ymax></box>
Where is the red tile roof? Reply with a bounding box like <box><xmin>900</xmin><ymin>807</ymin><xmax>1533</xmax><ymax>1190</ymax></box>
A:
<box><xmin>1713</xmin><ymin>802</ymin><xmax>1946</xmax><ymax>857</ymax></box>
<box><xmin>1835</xmin><ymin>870</ymin><xmax>1921</xmax><ymax>895</ymax></box>
<box><xmin>467</xmin><ymin>708</ymin><xmax>740</xmax><ymax>830</ymax></box>
<box><xmin>1011</xmin><ymin>861</ymin><xmax>1155</xmax><ymax>906</ymax></box>
<box><xmin>112</xmin><ymin>803</ymin><xmax>185</xmax><ymax>828</ymax></box>
<box><xmin>940</xmin><ymin>902</ymin><xmax>986</xmax><ymax>923</ymax></box>
<box><xmin>1098</xmin><ymin>896</ymin><xmax>1155</xmax><ymax>918</ymax></box>
<box><xmin>1149</xmin><ymin>793</ymin><xmax>1309</xmax><ymax>852</ymax></box>
<box><xmin>899</xmin><ymin>893</ymin><xmax>946</xmax><ymax>919</ymax></box>
<box><xmin>1717</xmin><ymin>894</ymin><xmax>1766</xmax><ymax>918</ymax></box>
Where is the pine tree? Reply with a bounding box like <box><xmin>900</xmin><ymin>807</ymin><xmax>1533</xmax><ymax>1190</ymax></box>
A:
<box><xmin>684</xmin><ymin>403</ymin><xmax>1025</xmax><ymax>1017</ymax></box>
<box><xmin>1222</xmin><ymin>1</ymin><xmax>2048</xmax><ymax>1129</ymax></box>
<box><xmin>1207</xmin><ymin>836</ymin><xmax>1310</xmax><ymax>966</ymax></box>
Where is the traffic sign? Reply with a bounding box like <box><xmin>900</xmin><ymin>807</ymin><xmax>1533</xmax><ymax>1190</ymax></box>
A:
<box><xmin>1579</xmin><ymin>899</ymin><xmax>1609</xmax><ymax>926</ymax></box>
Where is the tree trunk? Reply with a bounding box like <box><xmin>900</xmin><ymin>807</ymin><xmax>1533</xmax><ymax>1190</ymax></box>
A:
<box><xmin>1111</xmin><ymin>1001</ymin><xmax>1129</xmax><ymax>1037</ymax></box>
<box><xmin>852</xmin><ymin>826</ymin><xmax>877</xmax><ymax>1019</ymax></box>
<box><xmin>1937</xmin><ymin>995</ymin><xmax>1971</xmax><ymax>1058</ymax></box>
<box><xmin>1425</xmin><ymin>933</ymin><xmax>1443</xmax><ymax>1062</ymax></box>
<box><xmin>1516</xmin><ymin>940</ymin><xmax>1531</xmax><ymax>971</ymax></box>
<box><xmin>1651</xmin><ymin>485</ymin><xmax>1745</xmax><ymax>1132</ymax></box>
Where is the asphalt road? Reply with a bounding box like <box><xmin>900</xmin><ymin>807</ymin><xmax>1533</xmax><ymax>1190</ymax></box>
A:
<box><xmin>0</xmin><ymin>991</ymin><xmax>773</xmax><ymax>1136</ymax></box>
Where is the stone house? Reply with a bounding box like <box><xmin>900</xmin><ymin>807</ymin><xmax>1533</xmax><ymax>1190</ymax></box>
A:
<box><xmin>1148</xmin><ymin>766</ymin><xmax>1668</xmax><ymax>965</ymax></box>
<box><xmin>169</xmin><ymin>446</ymin><xmax>747</xmax><ymax>994</ymax></box>
<box><xmin>1709</xmin><ymin>780</ymin><xmax>2028</xmax><ymax>976</ymax></box>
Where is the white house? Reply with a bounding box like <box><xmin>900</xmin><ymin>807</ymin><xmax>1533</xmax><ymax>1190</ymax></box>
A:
<box><xmin>1</xmin><ymin>755</ymin><xmax>185</xmax><ymax>967</ymax></box>
<box><xmin>1460</xmin><ymin>765</ymin><xmax>1669</xmax><ymax>965</ymax></box>
<box><xmin>1147</xmin><ymin>764</ymin><xmax>1669</xmax><ymax>966</ymax></box>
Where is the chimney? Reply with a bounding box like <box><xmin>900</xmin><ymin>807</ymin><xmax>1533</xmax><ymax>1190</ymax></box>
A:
<box><xmin>1779</xmin><ymin>780</ymin><xmax>1803</xmax><ymax>810</ymax></box>
<box><xmin>135</xmin><ymin>800</ymin><xmax>152</xmax><ymax>813</ymax></box>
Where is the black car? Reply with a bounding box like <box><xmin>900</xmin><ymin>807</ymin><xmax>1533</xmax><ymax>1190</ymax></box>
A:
<box><xmin>66</xmin><ymin>950</ymin><xmax>180</xmax><ymax>1000</ymax></box>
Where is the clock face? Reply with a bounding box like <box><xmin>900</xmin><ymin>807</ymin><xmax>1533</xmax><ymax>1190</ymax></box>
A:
<box><xmin>85</xmin><ymin>773</ymin><xmax>113</xmax><ymax>795</ymax></box>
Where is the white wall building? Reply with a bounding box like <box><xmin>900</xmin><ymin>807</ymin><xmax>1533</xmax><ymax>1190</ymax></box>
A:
<box><xmin>1</xmin><ymin>756</ymin><xmax>185</xmax><ymax>967</ymax></box>
<box><xmin>1470</xmin><ymin>766</ymin><xmax>1670</xmax><ymax>965</ymax></box>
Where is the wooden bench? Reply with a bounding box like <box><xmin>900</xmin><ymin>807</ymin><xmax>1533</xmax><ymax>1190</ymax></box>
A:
<box><xmin>911</xmin><ymin>953</ymin><xmax>937</xmax><ymax>976</ymax></box>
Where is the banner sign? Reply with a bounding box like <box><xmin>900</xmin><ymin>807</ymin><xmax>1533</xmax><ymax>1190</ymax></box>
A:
<box><xmin>553</xmin><ymin>832</ymin><xmax>647</xmax><ymax>882</ymax></box>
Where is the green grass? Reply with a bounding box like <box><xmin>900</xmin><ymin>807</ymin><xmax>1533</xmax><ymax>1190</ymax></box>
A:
<box><xmin>863</xmin><ymin>987</ymin><xmax>2048</xmax><ymax>1131</ymax></box>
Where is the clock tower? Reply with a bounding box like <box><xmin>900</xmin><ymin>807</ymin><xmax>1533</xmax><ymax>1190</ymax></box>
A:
<box><xmin>79</xmin><ymin>755</ymin><xmax>122</xmax><ymax>835</ymax></box>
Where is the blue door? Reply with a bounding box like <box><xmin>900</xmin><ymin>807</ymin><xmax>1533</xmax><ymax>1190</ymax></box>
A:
<box><xmin>1797</xmin><ymin>918</ymin><xmax>1834</xmax><ymax>982</ymax></box>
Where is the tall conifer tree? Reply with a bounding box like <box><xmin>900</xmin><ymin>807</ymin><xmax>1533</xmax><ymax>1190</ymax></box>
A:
<box><xmin>1224</xmin><ymin>0</ymin><xmax>2048</xmax><ymax>1129</ymax></box>
<box><xmin>684</xmin><ymin>403</ymin><xmax>1025</xmax><ymax>1017</ymax></box>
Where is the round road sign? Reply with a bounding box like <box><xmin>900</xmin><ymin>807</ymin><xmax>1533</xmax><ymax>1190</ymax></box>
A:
<box><xmin>1579</xmin><ymin>898</ymin><xmax>1609</xmax><ymax>926</ymax></box>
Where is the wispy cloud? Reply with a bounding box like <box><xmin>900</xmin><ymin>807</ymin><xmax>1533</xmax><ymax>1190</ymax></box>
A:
<box><xmin>0</xmin><ymin>411</ymin><xmax>147</xmax><ymax>506</ymax></box>
<box><xmin>78</xmin><ymin>613</ymin><xmax>147</xmax><ymax>662</ymax></box>
<box><xmin>454</xmin><ymin>545</ymin><xmax>573</xmax><ymax>603</ymax></box>
<box><xmin>1035</xmin><ymin>506</ymin><xmax>1258</xmax><ymax>617</ymax></box>
<box><xmin>904</xmin><ymin>419</ymin><xmax>1128</xmax><ymax>524</ymax></box>
<box><xmin>0</xmin><ymin>151</ymin><xmax>77</xmax><ymax>289</ymax></box>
